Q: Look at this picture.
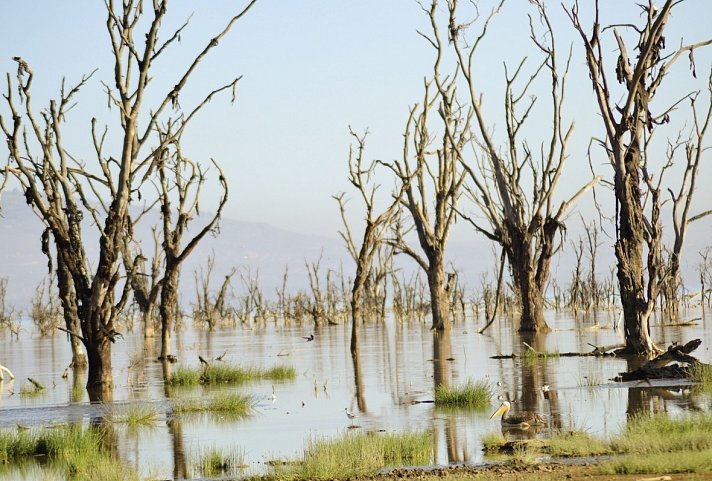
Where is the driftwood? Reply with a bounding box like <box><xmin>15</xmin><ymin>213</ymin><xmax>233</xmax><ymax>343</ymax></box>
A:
<box><xmin>0</xmin><ymin>364</ymin><xmax>14</xmax><ymax>381</ymax></box>
<box><xmin>27</xmin><ymin>377</ymin><xmax>45</xmax><ymax>390</ymax></box>
<box><xmin>491</xmin><ymin>342</ymin><xmax>623</xmax><ymax>360</ymax></box>
<box><xmin>615</xmin><ymin>339</ymin><xmax>705</xmax><ymax>382</ymax></box>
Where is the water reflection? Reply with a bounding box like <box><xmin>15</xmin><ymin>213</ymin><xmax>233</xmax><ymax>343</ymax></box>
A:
<box><xmin>0</xmin><ymin>308</ymin><xmax>711</xmax><ymax>479</ymax></box>
<box><xmin>351</xmin><ymin>348</ymin><xmax>367</xmax><ymax>413</ymax></box>
<box><xmin>168</xmin><ymin>416</ymin><xmax>188</xmax><ymax>479</ymax></box>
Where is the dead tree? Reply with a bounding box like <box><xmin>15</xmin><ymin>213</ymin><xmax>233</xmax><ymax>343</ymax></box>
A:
<box><xmin>0</xmin><ymin>0</ymin><xmax>257</xmax><ymax>399</ymax></box>
<box><xmin>123</xmin><ymin>225</ymin><xmax>162</xmax><ymax>339</ymax></box>
<box><xmin>445</xmin><ymin>0</ymin><xmax>599</xmax><ymax>332</ymax></box>
<box><xmin>660</xmin><ymin>75</ymin><xmax>712</xmax><ymax>320</ymax></box>
<box><xmin>334</xmin><ymin>128</ymin><xmax>399</xmax><ymax>354</ymax></box>
<box><xmin>567</xmin><ymin>0</ymin><xmax>712</xmax><ymax>354</ymax></box>
<box><xmin>155</xmin><ymin>133</ymin><xmax>228</xmax><ymax>360</ymax></box>
<box><xmin>193</xmin><ymin>253</ymin><xmax>236</xmax><ymax>330</ymax></box>
<box><xmin>382</xmin><ymin>4</ymin><xmax>469</xmax><ymax>332</ymax></box>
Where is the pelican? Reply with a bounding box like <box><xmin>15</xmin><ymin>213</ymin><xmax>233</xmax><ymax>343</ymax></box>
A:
<box><xmin>489</xmin><ymin>401</ymin><xmax>545</xmax><ymax>428</ymax></box>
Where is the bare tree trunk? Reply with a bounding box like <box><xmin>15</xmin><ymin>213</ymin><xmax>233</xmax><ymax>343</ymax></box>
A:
<box><xmin>567</xmin><ymin>0</ymin><xmax>711</xmax><ymax>354</ymax></box>
<box><xmin>160</xmin><ymin>268</ymin><xmax>180</xmax><ymax>360</ymax></box>
<box><xmin>427</xmin><ymin>255</ymin><xmax>450</xmax><ymax>331</ymax></box>
<box><xmin>615</xmin><ymin>145</ymin><xmax>655</xmax><ymax>353</ymax></box>
<box><xmin>56</xmin><ymin>260</ymin><xmax>87</xmax><ymax>367</ymax></box>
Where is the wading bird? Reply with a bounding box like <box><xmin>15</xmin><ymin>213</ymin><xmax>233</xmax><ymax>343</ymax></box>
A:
<box><xmin>344</xmin><ymin>407</ymin><xmax>357</xmax><ymax>424</ymax></box>
<box><xmin>489</xmin><ymin>401</ymin><xmax>545</xmax><ymax>428</ymax></box>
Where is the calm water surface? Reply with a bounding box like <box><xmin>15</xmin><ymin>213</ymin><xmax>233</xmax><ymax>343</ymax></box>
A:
<box><xmin>0</xmin><ymin>308</ymin><xmax>710</xmax><ymax>479</ymax></box>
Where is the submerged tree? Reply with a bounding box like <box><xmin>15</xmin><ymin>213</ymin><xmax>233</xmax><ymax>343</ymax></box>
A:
<box><xmin>334</xmin><ymin>128</ymin><xmax>399</xmax><ymax>354</ymax></box>
<box><xmin>658</xmin><ymin>76</ymin><xmax>712</xmax><ymax>319</ymax></box>
<box><xmin>443</xmin><ymin>0</ymin><xmax>599</xmax><ymax>332</ymax></box>
<box><xmin>0</xmin><ymin>0</ymin><xmax>257</xmax><ymax>398</ymax></box>
<box><xmin>567</xmin><ymin>0</ymin><xmax>712</xmax><ymax>354</ymax></box>
<box><xmin>382</xmin><ymin>65</ymin><xmax>466</xmax><ymax>331</ymax></box>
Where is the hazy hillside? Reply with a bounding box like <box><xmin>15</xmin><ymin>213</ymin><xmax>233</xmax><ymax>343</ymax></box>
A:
<box><xmin>0</xmin><ymin>190</ymin><xmax>349</xmax><ymax>309</ymax></box>
<box><xmin>3</xmin><ymin>189</ymin><xmax>707</xmax><ymax>313</ymax></box>
<box><xmin>0</xmin><ymin>190</ymin><xmax>494</xmax><ymax>311</ymax></box>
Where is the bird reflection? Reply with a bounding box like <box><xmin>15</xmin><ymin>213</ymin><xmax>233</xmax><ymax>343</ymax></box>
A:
<box><xmin>500</xmin><ymin>424</ymin><xmax>543</xmax><ymax>441</ymax></box>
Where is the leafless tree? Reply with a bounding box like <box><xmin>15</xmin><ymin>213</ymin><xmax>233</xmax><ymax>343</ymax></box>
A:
<box><xmin>0</xmin><ymin>278</ymin><xmax>20</xmax><ymax>338</ymax></box>
<box><xmin>123</xmin><ymin>225</ymin><xmax>162</xmax><ymax>339</ymax></box>
<box><xmin>567</xmin><ymin>0</ymin><xmax>712</xmax><ymax>354</ymax></box>
<box><xmin>659</xmin><ymin>74</ymin><xmax>712</xmax><ymax>319</ymax></box>
<box><xmin>0</xmin><ymin>0</ymin><xmax>257</xmax><ymax>398</ymax></box>
<box><xmin>382</xmin><ymin>2</ymin><xmax>469</xmax><ymax>332</ymax></box>
<box><xmin>192</xmin><ymin>253</ymin><xmax>236</xmax><ymax>330</ymax></box>
<box><xmin>446</xmin><ymin>0</ymin><xmax>599</xmax><ymax>332</ymax></box>
<box><xmin>31</xmin><ymin>274</ymin><xmax>63</xmax><ymax>336</ymax></box>
<box><xmin>155</xmin><ymin>133</ymin><xmax>228</xmax><ymax>360</ymax></box>
<box><xmin>698</xmin><ymin>247</ymin><xmax>712</xmax><ymax>309</ymax></box>
<box><xmin>334</xmin><ymin>128</ymin><xmax>399</xmax><ymax>354</ymax></box>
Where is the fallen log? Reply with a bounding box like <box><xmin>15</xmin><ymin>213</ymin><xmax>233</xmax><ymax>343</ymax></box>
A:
<box><xmin>614</xmin><ymin>338</ymin><xmax>706</xmax><ymax>382</ymax></box>
<box><xmin>491</xmin><ymin>343</ymin><xmax>623</xmax><ymax>360</ymax></box>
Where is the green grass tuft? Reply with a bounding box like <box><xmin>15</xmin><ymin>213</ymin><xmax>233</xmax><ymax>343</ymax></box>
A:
<box><xmin>264</xmin><ymin>431</ymin><xmax>432</xmax><ymax>480</ymax></box>
<box><xmin>0</xmin><ymin>425</ymin><xmax>138</xmax><ymax>480</ymax></box>
<box><xmin>173</xmin><ymin>392</ymin><xmax>255</xmax><ymax>418</ymax></box>
<box><xmin>107</xmin><ymin>403</ymin><xmax>159</xmax><ymax>428</ymax></box>
<box><xmin>689</xmin><ymin>362</ymin><xmax>712</xmax><ymax>386</ymax></box>
<box><xmin>547</xmin><ymin>429</ymin><xmax>609</xmax><ymax>457</ymax></box>
<box><xmin>434</xmin><ymin>379</ymin><xmax>492</xmax><ymax>409</ymax></box>
<box><xmin>165</xmin><ymin>363</ymin><xmax>296</xmax><ymax>386</ymax></box>
<box><xmin>165</xmin><ymin>366</ymin><xmax>201</xmax><ymax>386</ymax></box>
<box><xmin>610</xmin><ymin>412</ymin><xmax>712</xmax><ymax>454</ymax></box>
<box><xmin>600</xmin><ymin>448</ymin><xmax>712</xmax><ymax>475</ymax></box>
<box><xmin>195</xmin><ymin>445</ymin><xmax>247</xmax><ymax>478</ymax></box>
<box><xmin>480</xmin><ymin>432</ymin><xmax>507</xmax><ymax>454</ymax></box>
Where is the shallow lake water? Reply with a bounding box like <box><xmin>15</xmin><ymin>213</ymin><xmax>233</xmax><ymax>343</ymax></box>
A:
<box><xmin>0</xmin><ymin>308</ymin><xmax>710</xmax><ymax>480</ymax></box>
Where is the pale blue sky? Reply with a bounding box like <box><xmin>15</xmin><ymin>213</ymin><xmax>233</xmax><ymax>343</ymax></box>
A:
<box><xmin>1</xmin><ymin>0</ymin><xmax>710</xmax><ymax>244</ymax></box>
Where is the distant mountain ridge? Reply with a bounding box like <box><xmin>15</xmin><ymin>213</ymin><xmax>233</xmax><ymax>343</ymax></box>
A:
<box><xmin>0</xmin><ymin>190</ymin><xmax>349</xmax><ymax>309</ymax></box>
<box><xmin>6</xmin><ymin>189</ymin><xmax>704</xmax><ymax>314</ymax></box>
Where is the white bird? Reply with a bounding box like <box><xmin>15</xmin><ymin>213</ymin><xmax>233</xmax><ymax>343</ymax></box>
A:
<box><xmin>344</xmin><ymin>407</ymin><xmax>357</xmax><ymax>424</ymax></box>
<box><xmin>271</xmin><ymin>385</ymin><xmax>277</xmax><ymax>403</ymax></box>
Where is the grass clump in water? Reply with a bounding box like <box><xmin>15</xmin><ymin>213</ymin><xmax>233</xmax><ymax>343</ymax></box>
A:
<box><xmin>173</xmin><ymin>392</ymin><xmax>255</xmax><ymax>418</ymax></box>
<box><xmin>434</xmin><ymin>379</ymin><xmax>491</xmax><ymax>409</ymax></box>
<box><xmin>265</xmin><ymin>431</ymin><xmax>432</xmax><ymax>480</ymax></box>
<box><xmin>107</xmin><ymin>403</ymin><xmax>159</xmax><ymax>428</ymax></box>
<box><xmin>195</xmin><ymin>445</ymin><xmax>247</xmax><ymax>478</ymax></box>
<box><xmin>690</xmin><ymin>362</ymin><xmax>712</xmax><ymax>387</ymax></box>
<box><xmin>165</xmin><ymin>366</ymin><xmax>201</xmax><ymax>386</ymax></box>
<box><xmin>166</xmin><ymin>363</ymin><xmax>296</xmax><ymax>386</ymax></box>
<box><xmin>0</xmin><ymin>425</ymin><xmax>138</xmax><ymax>480</ymax></box>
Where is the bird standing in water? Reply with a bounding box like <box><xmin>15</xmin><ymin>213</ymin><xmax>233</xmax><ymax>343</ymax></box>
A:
<box><xmin>489</xmin><ymin>401</ymin><xmax>545</xmax><ymax>428</ymax></box>
<box><xmin>344</xmin><ymin>407</ymin><xmax>357</xmax><ymax>425</ymax></box>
